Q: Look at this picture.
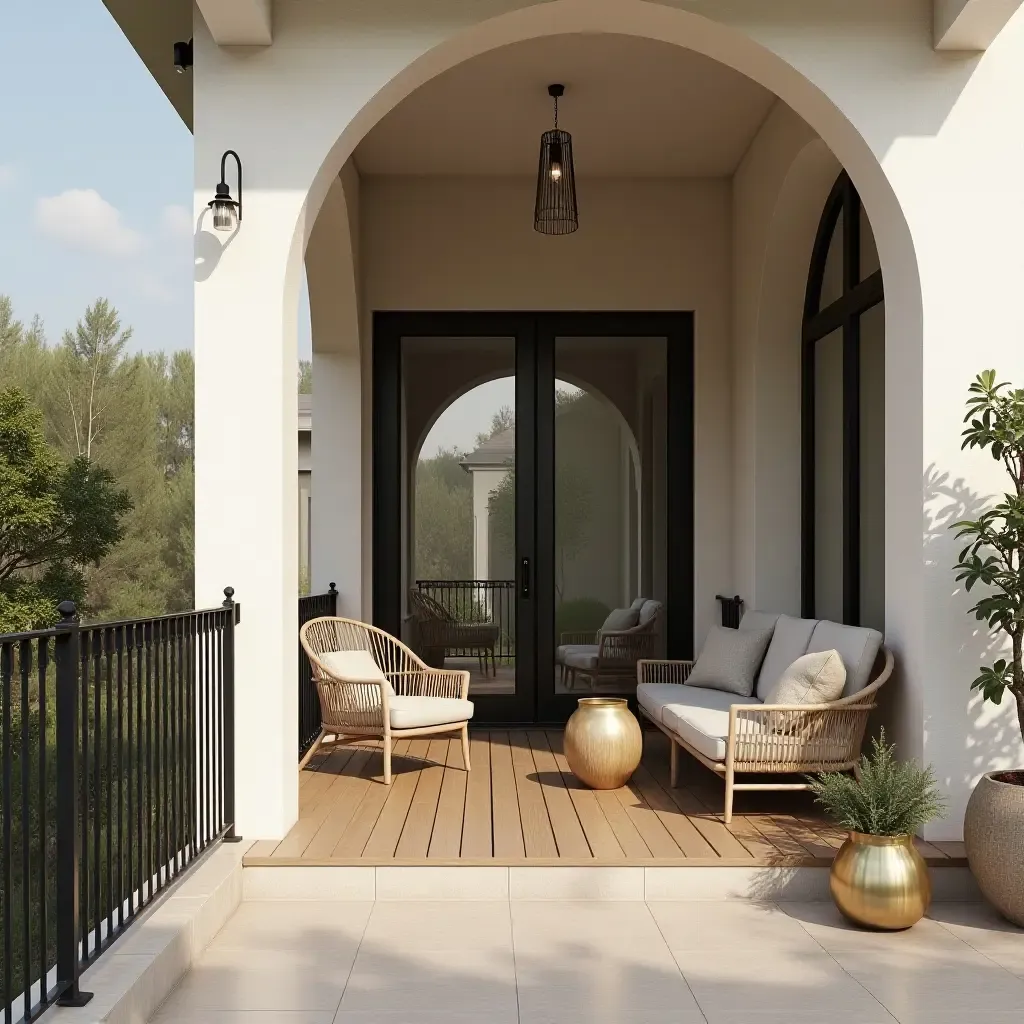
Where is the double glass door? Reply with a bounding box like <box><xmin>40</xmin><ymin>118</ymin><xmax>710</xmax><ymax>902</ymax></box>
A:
<box><xmin>373</xmin><ymin>312</ymin><xmax>693</xmax><ymax>723</ymax></box>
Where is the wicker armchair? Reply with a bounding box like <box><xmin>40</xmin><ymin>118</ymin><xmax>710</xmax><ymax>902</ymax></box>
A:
<box><xmin>558</xmin><ymin>604</ymin><xmax>663</xmax><ymax>690</ymax></box>
<box><xmin>636</xmin><ymin>647</ymin><xmax>894</xmax><ymax>822</ymax></box>
<box><xmin>299</xmin><ymin>617</ymin><xmax>472</xmax><ymax>783</ymax></box>
<box><xmin>408</xmin><ymin>590</ymin><xmax>501</xmax><ymax>676</ymax></box>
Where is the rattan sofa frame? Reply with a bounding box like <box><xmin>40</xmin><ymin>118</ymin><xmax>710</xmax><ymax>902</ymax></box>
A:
<box><xmin>299</xmin><ymin>616</ymin><xmax>471</xmax><ymax>784</ymax></box>
<box><xmin>636</xmin><ymin>646</ymin><xmax>893</xmax><ymax>823</ymax></box>
<box><xmin>558</xmin><ymin>606</ymin><xmax>663</xmax><ymax>690</ymax></box>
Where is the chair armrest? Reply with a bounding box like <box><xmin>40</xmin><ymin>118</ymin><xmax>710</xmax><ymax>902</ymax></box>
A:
<box><xmin>408</xmin><ymin>668</ymin><xmax>471</xmax><ymax>700</ymax></box>
<box><xmin>560</xmin><ymin>631</ymin><xmax>598</xmax><ymax>645</ymax></box>
<box><xmin>725</xmin><ymin>701</ymin><xmax>875</xmax><ymax>768</ymax></box>
<box><xmin>636</xmin><ymin>659</ymin><xmax>693</xmax><ymax>685</ymax></box>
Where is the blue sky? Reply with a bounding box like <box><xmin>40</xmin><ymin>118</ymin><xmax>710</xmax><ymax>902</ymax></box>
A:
<box><xmin>0</xmin><ymin>1</ymin><xmax>311</xmax><ymax>358</ymax></box>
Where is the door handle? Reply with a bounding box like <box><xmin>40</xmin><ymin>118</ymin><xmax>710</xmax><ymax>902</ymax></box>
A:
<box><xmin>520</xmin><ymin>557</ymin><xmax>531</xmax><ymax>598</ymax></box>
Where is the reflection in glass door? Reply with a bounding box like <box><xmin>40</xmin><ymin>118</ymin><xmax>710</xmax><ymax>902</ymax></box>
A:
<box><xmin>551</xmin><ymin>337</ymin><xmax>668</xmax><ymax>697</ymax></box>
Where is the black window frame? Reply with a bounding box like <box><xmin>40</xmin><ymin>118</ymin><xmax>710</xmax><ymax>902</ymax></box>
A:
<box><xmin>801</xmin><ymin>172</ymin><xmax>884</xmax><ymax>624</ymax></box>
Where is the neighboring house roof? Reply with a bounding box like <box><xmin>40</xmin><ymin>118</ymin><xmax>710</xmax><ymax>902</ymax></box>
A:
<box><xmin>460</xmin><ymin>426</ymin><xmax>515</xmax><ymax>471</ymax></box>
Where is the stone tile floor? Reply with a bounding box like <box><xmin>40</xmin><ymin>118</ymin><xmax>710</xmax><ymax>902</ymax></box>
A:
<box><xmin>151</xmin><ymin>899</ymin><xmax>1024</xmax><ymax>1024</ymax></box>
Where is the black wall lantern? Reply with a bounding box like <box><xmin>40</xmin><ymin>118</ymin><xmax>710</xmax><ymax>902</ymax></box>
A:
<box><xmin>209</xmin><ymin>150</ymin><xmax>242</xmax><ymax>232</ymax></box>
<box><xmin>534</xmin><ymin>84</ymin><xmax>578</xmax><ymax>235</ymax></box>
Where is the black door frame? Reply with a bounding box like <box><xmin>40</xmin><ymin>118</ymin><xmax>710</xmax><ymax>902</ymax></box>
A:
<box><xmin>373</xmin><ymin>310</ymin><xmax>694</xmax><ymax>725</ymax></box>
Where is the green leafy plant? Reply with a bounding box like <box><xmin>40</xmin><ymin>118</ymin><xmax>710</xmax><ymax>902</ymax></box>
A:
<box><xmin>952</xmin><ymin>370</ymin><xmax>1024</xmax><ymax>747</ymax></box>
<box><xmin>807</xmin><ymin>731</ymin><xmax>946</xmax><ymax>836</ymax></box>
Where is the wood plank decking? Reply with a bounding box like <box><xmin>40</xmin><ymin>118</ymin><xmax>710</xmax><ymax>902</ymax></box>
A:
<box><xmin>243</xmin><ymin>730</ymin><xmax>967</xmax><ymax>867</ymax></box>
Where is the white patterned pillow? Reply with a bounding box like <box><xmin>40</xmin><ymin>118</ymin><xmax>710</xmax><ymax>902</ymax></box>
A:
<box><xmin>684</xmin><ymin>626</ymin><xmax>773</xmax><ymax>698</ymax></box>
<box><xmin>763</xmin><ymin>650</ymin><xmax>845</xmax><ymax>706</ymax></box>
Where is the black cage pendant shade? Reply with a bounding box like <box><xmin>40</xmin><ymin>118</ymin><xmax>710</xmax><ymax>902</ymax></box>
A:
<box><xmin>534</xmin><ymin>84</ymin><xmax>578</xmax><ymax>235</ymax></box>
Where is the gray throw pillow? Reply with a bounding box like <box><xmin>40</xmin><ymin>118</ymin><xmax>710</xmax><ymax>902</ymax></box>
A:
<box><xmin>685</xmin><ymin>626</ymin><xmax>773</xmax><ymax>698</ymax></box>
<box><xmin>763</xmin><ymin>650</ymin><xmax>846</xmax><ymax>706</ymax></box>
<box><xmin>602</xmin><ymin>607</ymin><xmax>640</xmax><ymax>632</ymax></box>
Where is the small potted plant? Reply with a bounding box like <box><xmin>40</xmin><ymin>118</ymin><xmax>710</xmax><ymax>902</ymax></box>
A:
<box><xmin>808</xmin><ymin>731</ymin><xmax>946</xmax><ymax>930</ymax></box>
<box><xmin>953</xmin><ymin>369</ymin><xmax>1024</xmax><ymax>926</ymax></box>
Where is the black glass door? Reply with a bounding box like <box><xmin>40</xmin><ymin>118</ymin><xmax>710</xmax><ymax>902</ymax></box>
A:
<box><xmin>373</xmin><ymin>311</ymin><xmax>693</xmax><ymax>725</ymax></box>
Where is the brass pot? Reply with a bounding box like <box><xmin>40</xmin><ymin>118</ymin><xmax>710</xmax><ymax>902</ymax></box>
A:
<box><xmin>564</xmin><ymin>698</ymin><xmax>642</xmax><ymax>790</ymax></box>
<box><xmin>830</xmin><ymin>831</ymin><xmax>931</xmax><ymax>930</ymax></box>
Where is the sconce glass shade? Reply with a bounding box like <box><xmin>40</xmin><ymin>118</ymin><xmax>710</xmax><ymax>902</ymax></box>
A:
<box><xmin>209</xmin><ymin>186</ymin><xmax>239</xmax><ymax>232</ymax></box>
<box><xmin>534</xmin><ymin>128</ymin><xmax>578</xmax><ymax>235</ymax></box>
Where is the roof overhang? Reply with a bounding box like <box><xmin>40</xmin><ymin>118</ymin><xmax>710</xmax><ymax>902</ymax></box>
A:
<box><xmin>934</xmin><ymin>0</ymin><xmax>1023</xmax><ymax>49</ymax></box>
<box><xmin>101</xmin><ymin>0</ymin><xmax>192</xmax><ymax>129</ymax></box>
<box><xmin>196</xmin><ymin>0</ymin><xmax>273</xmax><ymax>46</ymax></box>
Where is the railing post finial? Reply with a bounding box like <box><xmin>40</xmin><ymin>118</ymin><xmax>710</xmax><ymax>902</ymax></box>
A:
<box><xmin>222</xmin><ymin>586</ymin><xmax>235</xmax><ymax>607</ymax></box>
<box><xmin>57</xmin><ymin>600</ymin><xmax>78</xmax><ymax>624</ymax></box>
<box><xmin>329</xmin><ymin>582</ymin><xmax>337</xmax><ymax>595</ymax></box>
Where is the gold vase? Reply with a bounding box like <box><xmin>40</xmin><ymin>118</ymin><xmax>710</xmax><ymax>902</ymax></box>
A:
<box><xmin>830</xmin><ymin>832</ymin><xmax>931</xmax><ymax>930</ymax></box>
<box><xmin>564</xmin><ymin>698</ymin><xmax>642</xmax><ymax>790</ymax></box>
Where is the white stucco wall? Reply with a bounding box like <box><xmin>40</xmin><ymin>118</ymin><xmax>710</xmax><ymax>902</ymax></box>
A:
<box><xmin>194</xmin><ymin>0</ymin><xmax>1024</xmax><ymax>838</ymax></box>
<box><xmin>359</xmin><ymin>175</ymin><xmax>734</xmax><ymax>646</ymax></box>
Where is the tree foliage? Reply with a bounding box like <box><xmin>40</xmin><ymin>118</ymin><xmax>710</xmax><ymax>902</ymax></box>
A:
<box><xmin>952</xmin><ymin>370</ymin><xmax>1024</xmax><ymax>745</ymax></box>
<box><xmin>0</xmin><ymin>296</ymin><xmax>196</xmax><ymax>625</ymax></box>
<box><xmin>0</xmin><ymin>387</ymin><xmax>131</xmax><ymax>631</ymax></box>
<box><xmin>415</xmin><ymin>449</ymin><xmax>473</xmax><ymax>580</ymax></box>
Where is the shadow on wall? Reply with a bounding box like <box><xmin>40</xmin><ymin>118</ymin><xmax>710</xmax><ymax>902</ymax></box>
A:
<box><xmin>921</xmin><ymin>463</ymin><xmax>1023</xmax><ymax>825</ymax></box>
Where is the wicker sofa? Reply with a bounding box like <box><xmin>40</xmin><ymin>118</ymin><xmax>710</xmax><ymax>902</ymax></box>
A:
<box><xmin>637</xmin><ymin>611</ymin><xmax>893</xmax><ymax>822</ymax></box>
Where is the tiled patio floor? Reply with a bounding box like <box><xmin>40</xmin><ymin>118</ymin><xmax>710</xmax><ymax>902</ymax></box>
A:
<box><xmin>245</xmin><ymin>730</ymin><xmax>966</xmax><ymax>867</ymax></box>
<box><xmin>151</xmin><ymin>899</ymin><xmax>1024</xmax><ymax>1023</ymax></box>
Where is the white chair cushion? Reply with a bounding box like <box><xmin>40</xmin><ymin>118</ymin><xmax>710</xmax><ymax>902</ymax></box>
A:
<box><xmin>763</xmin><ymin>650</ymin><xmax>846</xmax><ymax>706</ymax></box>
<box><xmin>320</xmin><ymin>649</ymin><xmax>396</xmax><ymax>698</ymax></box>
<box><xmin>755</xmin><ymin>614</ymin><xmax>819</xmax><ymax>701</ymax></box>
<box><xmin>806</xmin><ymin>621</ymin><xmax>883</xmax><ymax>697</ymax></box>
<box><xmin>685</xmin><ymin>625</ymin><xmax>773</xmax><ymax>697</ymax></box>
<box><xmin>662</xmin><ymin>687</ymin><xmax>752</xmax><ymax>762</ymax></box>
<box><xmin>563</xmin><ymin>647</ymin><xmax>600</xmax><ymax>670</ymax></box>
<box><xmin>636</xmin><ymin>682</ymin><xmax>692</xmax><ymax>725</ymax></box>
<box><xmin>389</xmin><ymin>695</ymin><xmax>474</xmax><ymax>730</ymax></box>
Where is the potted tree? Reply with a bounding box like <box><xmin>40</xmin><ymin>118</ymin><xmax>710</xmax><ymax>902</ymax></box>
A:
<box><xmin>808</xmin><ymin>732</ymin><xmax>945</xmax><ymax>930</ymax></box>
<box><xmin>953</xmin><ymin>370</ymin><xmax>1024</xmax><ymax>926</ymax></box>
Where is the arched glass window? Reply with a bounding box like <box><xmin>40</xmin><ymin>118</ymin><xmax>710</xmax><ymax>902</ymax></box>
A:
<box><xmin>802</xmin><ymin>172</ymin><xmax>885</xmax><ymax>627</ymax></box>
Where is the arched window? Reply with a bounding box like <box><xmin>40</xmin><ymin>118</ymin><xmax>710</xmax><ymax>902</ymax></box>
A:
<box><xmin>802</xmin><ymin>172</ymin><xmax>885</xmax><ymax>627</ymax></box>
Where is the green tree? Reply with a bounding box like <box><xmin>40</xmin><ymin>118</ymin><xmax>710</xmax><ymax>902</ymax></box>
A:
<box><xmin>0</xmin><ymin>387</ymin><xmax>131</xmax><ymax>631</ymax></box>
<box><xmin>298</xmin><ymin>360</ymin><xmax>312</xmax><ymax>394</ymax></box>
<box><xmin>414</xmin><ymin>449</ymin><xmax>473</xmax><ymax>579</ymax></box>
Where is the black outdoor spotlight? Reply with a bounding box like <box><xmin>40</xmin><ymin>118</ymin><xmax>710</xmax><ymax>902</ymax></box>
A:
<box><xmin>173</xmin><ymin>38</ymin><xmax>193</xmax><ymax>74</ymax></box>
<box><xmin>209</xmin><ymin>150</ymin><xmax>242</xmax><ymax>232</ymax></box>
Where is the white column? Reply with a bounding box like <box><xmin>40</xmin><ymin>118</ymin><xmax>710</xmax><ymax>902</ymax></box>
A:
<box><xmin>311</xmin><ymin>351</ymin><xmax>364</xmax><ymax>614</ymax></box>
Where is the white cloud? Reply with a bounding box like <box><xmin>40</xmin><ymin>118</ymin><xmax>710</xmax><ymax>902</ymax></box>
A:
<box><xmin>0</xmin><ymin>164</ymin><xmax>15</xmax><ymax>187</ymax></box>
<box><xmin>134</xmin><ymin>270</ymin><xmax>176</xmax><ymax>304</ymax></box>
<box><xmin>35</xmin><ymin>188</ymin><xmax>143</xmax><ymax>258</ymax></box>
<box><xmin>161</xmin><ymin>204</ymin><xmax>193</xmax><ymax>239</ymax></box>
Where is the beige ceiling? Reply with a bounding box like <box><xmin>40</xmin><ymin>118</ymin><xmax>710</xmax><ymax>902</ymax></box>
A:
<box><xmin>354</xmin><ymin>34</ymin><xmax>777</xmax><ymax>179</ymax></box>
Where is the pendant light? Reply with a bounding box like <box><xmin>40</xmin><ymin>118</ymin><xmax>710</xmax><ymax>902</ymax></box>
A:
<box><xmin>534</xmin><ymin>84</ymin><xmax>578</xmax><ymax>235</ymax></box>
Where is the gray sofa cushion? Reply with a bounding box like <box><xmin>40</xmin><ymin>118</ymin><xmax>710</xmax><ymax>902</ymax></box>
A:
<box><xmin>636</xmin><ymin>682</ymin><xmax>693</xmax><ymax>725</ymax></box>
<box><xmin>662</xmin><ymin>687</ymin><xmax>750</xmax><ymax>762</ymax></box>
<box><xmin>806</xmin><ymin>621</ymin><xmax>883</xmax><ymax>697</ymax></box>
<box><xmin>630</xmin><ymin>597</ymin><xmax>648</xmax><ymax>611</ymax></box>
<box><xmin>685</xmin><ymin>625</ymin><xmax>773</xmax><ymax>697</ymax></box>
<box><xmin>638</xmin><ymin>599</ymin><xmax>662</xmax><ymax>627</ymax></box>
<box><xmin>739</xmin><ymin>610</ymin><xmax>781</xmax><ymax>635</ymax></box>
<box><xmin>755</xmin><ymin>614</ymin><xmax>819</xmax><ymax>701</ymax></box>
<box><xmin>602</xmin><ymin>607</ymin><xmax>640</xmax><ymax>632</ymax></box>
<box><xmin>558</xmin><ymin>644</ymin><xmax>599</xmax><ymax>670</ymax></box>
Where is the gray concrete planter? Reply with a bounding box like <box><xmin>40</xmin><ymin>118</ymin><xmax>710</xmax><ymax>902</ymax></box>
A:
<box><xmin>964</xmin><ymin>771</ymin><xmax>1024</xmax><ymax>927</ymax></box>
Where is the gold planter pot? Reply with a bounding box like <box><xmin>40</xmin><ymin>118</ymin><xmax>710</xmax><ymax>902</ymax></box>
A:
<box><xmin>564</xmin><ymin>697</ymin><xmax>642</xmax><ymax>790</ymax></box>
<box><xmin>830</xmin><ymin>831</ymin><xmax>931</xmax><ymax>931</ymax></box>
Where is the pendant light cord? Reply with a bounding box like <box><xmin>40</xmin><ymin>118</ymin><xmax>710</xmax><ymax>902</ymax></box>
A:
<box><xmin>553</xmin><ymin>92</ymin><xmax>559</xmax><ymax>130</ymax></box>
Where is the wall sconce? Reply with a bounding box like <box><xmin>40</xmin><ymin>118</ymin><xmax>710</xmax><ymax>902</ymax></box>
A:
<box><xmin>173</xmin><ymin>38</ymin><xmax>193</xmax><ymax>74</ymax></box>
<box><xmin>209</xmin><ymin>151</ymin><xmax>242</xmax><ymax>232</ymax></box>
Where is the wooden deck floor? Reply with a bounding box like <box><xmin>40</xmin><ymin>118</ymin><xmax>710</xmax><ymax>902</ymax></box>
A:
<box><xmin>244</xmin><ymin>730</ymin><xmax>967</xmax><ymax>867</ymax></box>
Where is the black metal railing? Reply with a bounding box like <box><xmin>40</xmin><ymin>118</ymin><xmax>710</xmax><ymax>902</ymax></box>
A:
<box><xmin>716</xmin><ymin>594</ymin><xmax>745</xmax><ymax>629</ymax></box>
<box><xmin>414</xmin><ymin>580</ymin><xmax>515</xmax><ymax>664</ymax></box>
<box><xmin>297</xmin><ymin>585</ymin><xmax>338</xmax><ymax>758</ymax></box>
<box><xmin>0</xmin><ymin>590</ymin><xmax>238</xmax><ymax>1024</ymax></box>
